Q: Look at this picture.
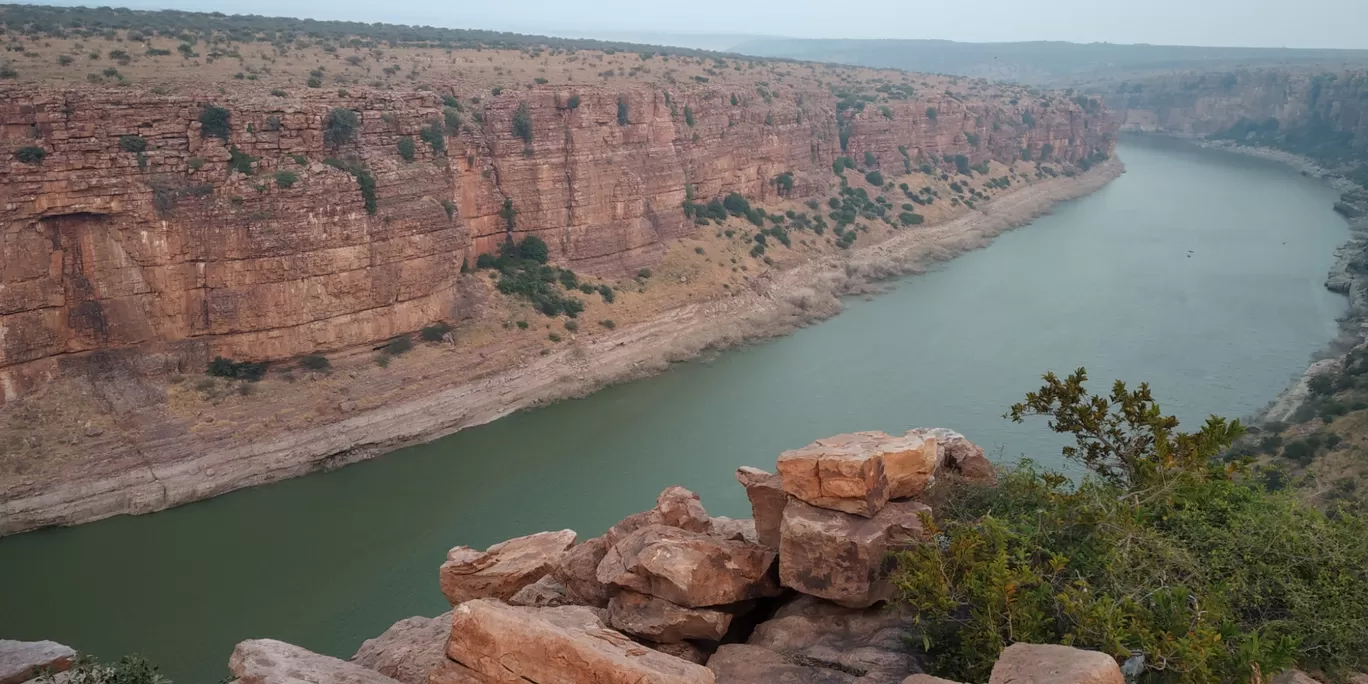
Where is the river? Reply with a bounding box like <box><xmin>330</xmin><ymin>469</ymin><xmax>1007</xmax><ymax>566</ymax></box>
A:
<box><xmin>0</xmin><ymin>136</ymin><xmax>1352</xmax><ymax>682</ymax></box>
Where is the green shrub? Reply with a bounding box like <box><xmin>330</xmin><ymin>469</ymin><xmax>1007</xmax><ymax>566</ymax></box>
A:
<box><xmin>298</xmin><ymin>354</ymin><xmax>330</xmax><ymax>371</ymax></box>
<box><xmin>864</xmin><ymin>171</ymin><xmax>884</xmax><ymax>186</ymax></box>
<box><xmin>270</xmin><ymin>88</ymin><xmax>287</xmax><ymax>97</ymax></box>
<box><xmin>322</xmin><ymin>156</ymin><xmax>377</xmax><ymax>214</ymax></box>
<box><xmin>636</xmin><ymin>268</ymin><xmax>651</xmax><ymax>279</ymax></box>
<box><xmin>598</xmin><ymin>284</ymin><xmax>615</xmax><ymax>303</ymax></box>
<box><xmin>516</xmin><ymin>320</ymin><xmax>529</xmax><ymax>329</ymax></box>
<box><xmin>443</xmin><ymin>106</ymin><xmax>462</xmax><ymax>134</ymax></box>
<box><xmin>119</xmin><ymin>135</ymin><xmax>147</xmax><ymax>153</ymax></box>
<box><xmin>599</xmin><ymin>319</ymin><xmax>616</xmax><ymax>329</ymax></box>
<box><xmin>207</xmin><ymin>356</ymin><xmax>268</xmax><ymax>381</ymax></box>
<box><xmin>420</xmin><ymin>321</ymin><xmax>453</xmax><ymax>342</ymax></box>
<box><xmin>274</xmin><ymin>170</ymin><xmax>299</xmax><ymax>188</ymax></box>
<box><xmin>323</xmin><ymin>107</ymin><xmax>359</xmax><ymax>147</ymax></box>
<box><xmin>383</xmin><ymin>335</ymin><xmax>413</xmax><ymax>355</ymax></box>
<box><xmin>564</xmin><ymin>320</ymin><xmax>579</xmax><ymax>332</ymax></box>
<box><xmin>925</xmin><ymin>107</ymin><xmax>938</xmax><ymax>121</ymax></box>
<box><xmin>893</xmin><ymin>368</ymin><xmax>1368</xmax><ymax>683</ymax></box>
<box><xmin>397</xmin><ymin>136</ymin><xmax>416</xmax><ymax>161</ymax></box>
<box><xmin>566</xmin><ymin>94</ymin><xmax>581</xmax><ymax>109</ymax></box>
<box><xmin>512</xmin><ymin>101</ymin><xmax>533</xmax><ymax>144</ymax></box>
<box><xmin>684</xmin><ymin>105</ymin><xmax>695</xmax><ymax>127</ymax></box>
<box><xmin>419</xmin><ymin>122</ymin><xmax>445</xmax><ymax>155</ymax></box>
<box><xmin>617</xmin><ymin>96</ymin><xmax>630</xmax><ymax>125</ymax></box>
<box><xmin>199</xmin><ymin>104</ymin><xmax>231</xmax><ymax>140</ymax></box>
<box><xmin>38</xmin><ymin>653</ymin><xmax>164</xmax><ymax>684</ymax></box>
<box><xmin>227</xmin><ymin>147</ymin><xmax>255</xmax><ymax>175</ymax></box>
<box><xmin>518</xmin><ymin>235</ymin><xmax>549</xmax><ymax>263</ymax></box>
<box><xmin>15</xmin><ymin>146</ymin><xmax>46</xmax><ymax>164</ymax></box>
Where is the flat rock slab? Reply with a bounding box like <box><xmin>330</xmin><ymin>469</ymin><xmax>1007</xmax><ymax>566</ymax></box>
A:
<box><xmin>747</xmin><ymin>595</ymin><xmax>917</xmax><ymax>683</ymax></box>
<box><xmin>905</xmin><ymin>428</ymin><xmax>993</xmax><ymax>485</ymax></box>
<box><xmin>987</xmin><ymin>643</ymin><xmax>1123</xmax><ymax>684</ymax></box>
<box><xmin>351</xmin><ymin>613</ymin><xmax>451</xmax><ymax>684</ymax></box>
<box><xmin>597</xmin><ymin>524</ymin><xmax>780</xmax><ymax>608</ymax></box>
<box><xmin>779</xmin><ymin>498</ymin><xmax>930</xmax><ymax>608</ymax></box>
<box><xmin>231</xmin><ymin>639</ymin><xmax>405</xmax><ymax>684</ymax></box>
<box><xmin>446</xmin><ymin>599</ymin><xmax>715</xmax><ymax>684</ymax></box>
<box><xmin>708</xmin><ymin>644</ymin><xmax>857</xmax><ymax>684</ymax></box>
<box><xmin>439</xmin><ymin>529</ymin><xmax>576</xmax><ymax>605</ymax></box>
<box><xmin>0</xmin><ymin>640</ymin><xmax>76</xmax><ymax>684</ymax></box>
<box><xmin>777</xmin><ymin>431</ymin><xmax>937</xmax><ymax>517</ymax></box>
<box><xmin>607</xmin><ymin>590</ymin><xmax>734</xmax><ymax>643</ymax></box>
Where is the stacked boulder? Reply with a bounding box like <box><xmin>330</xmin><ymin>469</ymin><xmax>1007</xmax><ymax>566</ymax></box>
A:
<box><xmin>349</xmin><ymin>428</ymin><xmax>996</xmax><ymax>684</ymax></box>
<box><xmin>222</xmin><ymin>427</ymin><xmax>1122</xmax><ymax>684</ymax></box>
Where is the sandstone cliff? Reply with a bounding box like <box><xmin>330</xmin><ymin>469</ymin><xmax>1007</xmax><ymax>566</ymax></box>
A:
<box><xmin>1101</xmin><ymin>68</ymin><xmax>1368</xmax><ymax>166</ymax></box>
<box><xmin>0</xmin><ymin>82</ymin><xmax>1114</xmax><ymax>403</ymax></box>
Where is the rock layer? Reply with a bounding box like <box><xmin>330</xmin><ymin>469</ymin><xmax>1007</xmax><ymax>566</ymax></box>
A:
<box><xmin>438</xmin><ymin>529</ymin><xmax>576</xmax><ymax>605</ymax></box>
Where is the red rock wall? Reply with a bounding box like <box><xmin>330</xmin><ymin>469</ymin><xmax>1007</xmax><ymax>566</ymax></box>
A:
<box><xmin>0</xmin><ymin>83</ymin><xmax>1115</xmax><ymax>401</ymax></box>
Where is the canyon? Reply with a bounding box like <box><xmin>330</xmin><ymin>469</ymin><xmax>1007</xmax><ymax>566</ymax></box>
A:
<box><xmin>0</xmin><ymin>47</ymin><xmax>1116</xmax><ymax>534</ymax></box>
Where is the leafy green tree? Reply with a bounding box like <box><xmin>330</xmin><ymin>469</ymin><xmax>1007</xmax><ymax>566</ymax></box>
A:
<box><xmin>617</xmin><ymin>96</ymin><xmax>629</xmax><ymax>125</ymax></box>
<box><xmin>323</xmin><ymin>108</ymin><xmax>359</xmax><ymax>147</ymax></box>
<box><xmin>199</xmin><ymin>104</ymin><xmax>231</xmax><ymax>140</ymax></box>
<box><xmin>397</xmin><ymin>136</ymin><xmax>416</xmax><ymax>161</ymax></box>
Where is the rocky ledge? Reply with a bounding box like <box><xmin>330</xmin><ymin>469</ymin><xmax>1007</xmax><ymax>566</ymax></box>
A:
<box><xmin>220</xmin><ymin>427</ymin><xmax>1125</xmax><ymax>684</ymax></box>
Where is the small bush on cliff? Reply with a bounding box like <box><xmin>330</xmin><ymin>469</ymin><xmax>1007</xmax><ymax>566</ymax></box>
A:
<box><xmin>864</xmin><ymin>171</ymin><xmax>884</xmax><ymax>186</ymax></box>
<box><xmin>512</xmin><ymin>101</ymin><xmax>533</xmax><ymax>144</ymax></box>
<box><xmin>15</xmin><ymin>146</ymin><xmax>46</xmax><ymax>164</ymax></box>
<box><xmin>397</xmin><ymin>136</ymin><xmax>416</xmax><ymax>162</ymax></box>
<box><xmin>207</xmin><ymin>356</ymin><xmax>268</xmax><ymax>381</ymax></box>
<box><xmin>323</xmin><ymin>156</ymin><xmax>377</xmax><ymax>214</ymax></box>
<box><xmin>199</xmin><ymin>104</ymin><xmax>231</xmax><ymax>140</ymax></box>
<box><xmin>617</xmin><ymin>96</ymin><xmax>629</xmax><ymax>125</ymax></box>
<box><xmin>420</xmin><ymin>322</ymin><xmax>453</xmax><ymax>342</ymax></box>
<box><xmin>298</xmin><ymin>354</ymin><xmax>330</xmax><ymax>371</ymax></box>
<box><xmin>324</xmin><ymin>108</ymin><xmax>359</xmax><ymax>147</ymax></box>
<box><xmin>119</xmin><ymin>135</ymin><xmax>147</xmax><ymax>153</ymax></box>
<box><xmin>893</xmin><ymin>368</ymin><xmax>1368</xmax><ymax>684</ymax></box>
<box><xmin>419</xmin><ymin>122</ymin><xmax>445</xmax><ymax>156</ymax></box>
<box><xmin>274</xmin><ymin>170</ymin><xmax>298</xmax><ymax>188</ymax></box>
<box><xmin>518</xmin><ymin>235</ymin><xmax>549</xmax><ymax>263</ymax></box>
<box><xmin>925</xmin><ymin>107</ymin><xmax>937</xmax><ymax>121</ymax></box>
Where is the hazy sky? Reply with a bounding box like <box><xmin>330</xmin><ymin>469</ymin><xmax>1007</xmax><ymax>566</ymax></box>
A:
<box><xmin>24</xmin><ymin>0</ymin><xmax>1368</xmax><ymax>50</ymax></box>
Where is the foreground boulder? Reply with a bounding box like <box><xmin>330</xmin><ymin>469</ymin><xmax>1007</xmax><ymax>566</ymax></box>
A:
<box><xmin>776</xmin><ymin>432</ymin><xmax>938</xmax><ymax>517</ymax></box>
<box><xmin>231</xmin><ymin>639</ymin><xmax>404</xmax><ymax>684</ymax></box>
<box><xmin>597</xmin><ymin>524</ymin><xmax>780</xmax><ymax>608</ymax></box>
<box><xmin>554</xmin><ymin>487</ymin><xmax>715</xmax><ymax>606</ymax></box>
<box><xmin>708</xmin><ymin>644</ymin><xmax>858</xmax><ymax>683</ymax></box>
<box><xmin>351</xmin><ymin>613</ymin><xmax>450</xmax><ymax>684</ymax></box>
<box><xmin>0</xmin><ymin>640</ymin><xmax>76</xmax><ymax>684</ymax></box>
<box><xmin>439</xmin><ymin>529</ymin><xmax>576</xmax><ymax>605</ymax></box>
<box><xmin>746</xmin><ymin>595</ymin><xmax>918</xmax><ymax>683</ymax></box>
<box><xmin>779</xmin><ymin>498</ymin><xmax>930</xmax><ymax>607</ymax></box>
<box><xmin>735</xmin><ymin>467</ymin><xmax>786</xmax><ymax>548</ymax></box>
<box><xmin>987</xmin><ymin>643</ymin><xmax>1123</xmax><ymax>684</ymax></box>
<box><xmin>607</xmin><ymin>590</ymin><xmax>734</xmax><ymax>642</ymax></box>
<box><xmin>446</xmin><ymin>599</ymin><xmax>715</xmax><ymax>684</ymax></box>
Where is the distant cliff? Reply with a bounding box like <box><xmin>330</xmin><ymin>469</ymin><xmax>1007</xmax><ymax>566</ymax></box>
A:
<box><xmin>1102</xmin><ymin>68</ymin><xmax>1368</xmax><ymax>181</ymax></box>
<box><xmin>0</xmin><ymin>83</ymin><xmax>1114</xmax><ymax>400</ymax></box>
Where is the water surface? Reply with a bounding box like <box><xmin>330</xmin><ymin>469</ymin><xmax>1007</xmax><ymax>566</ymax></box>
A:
<box><xmin>0</xmin><ymin>136</ymin><xmax>1350</xmax><ymax>682</ymax></box>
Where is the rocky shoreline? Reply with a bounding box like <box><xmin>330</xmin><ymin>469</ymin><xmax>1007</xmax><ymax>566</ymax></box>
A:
<box><xmin>0</xmin><ymin>160</ymin><xmax>1124</xmax><ymax>536</ymax></box>
<box><xmin>1186</xmin><ymin>139</ymin><xmax>1368</xmax><ymax>424</ymax></box>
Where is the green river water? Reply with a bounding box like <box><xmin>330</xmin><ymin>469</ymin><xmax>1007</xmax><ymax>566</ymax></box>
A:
<box><xmin>0</xmin><ymin>136</ymin><xmax>1353</xmax><ymax>682</ymax></box>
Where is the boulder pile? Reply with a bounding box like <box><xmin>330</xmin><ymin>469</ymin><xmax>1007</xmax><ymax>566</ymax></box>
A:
<box><xmin>221</xmin><ymin>428</ymin><xmax>1126</xmax><ymax>684</ymax></box>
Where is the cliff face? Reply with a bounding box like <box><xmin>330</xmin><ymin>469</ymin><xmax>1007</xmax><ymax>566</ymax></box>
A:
<box><xmin>0</xmin><ymin>83</ymin><xmax>1115</xmax><ymax>402</ymax></box>
<box><xmin>1103</xmin><ymin>69</ymin><xmax>1368</xmax><ymax>160</ymax></box>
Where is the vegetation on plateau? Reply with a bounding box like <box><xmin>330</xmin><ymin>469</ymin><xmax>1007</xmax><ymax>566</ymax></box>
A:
<box><xmin>895</xmin><ymin>369</ymin><xmax>1368</xmax><ymax>684</ymax></box>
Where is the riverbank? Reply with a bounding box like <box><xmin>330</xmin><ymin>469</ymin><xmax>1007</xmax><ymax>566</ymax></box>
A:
<box><xmin>0</xmin><ymin>160</ymin><xmax>1124</xmax><ymax>536</ymax></box>
<box><xmin>1183</xmin><ymin>139</ymin><xmax>1368</xmax><ymax>424</ymax></box>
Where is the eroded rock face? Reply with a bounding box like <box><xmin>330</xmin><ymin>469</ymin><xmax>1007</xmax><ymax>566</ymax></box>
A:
<box><xmin>607</xmin><ymin>590</ymin><xmax>734</xmax><ymax>643</ymax></box>
<box><xmin>987</xmin><ymin>643</ymin><xmax>1123</xmax><ymax>684</ymax></box>
<box><xmin>735</xmin><ymin>467</ymin><xmax>786</xmax><ymax>547</ymax></box>
<box><xmin>902</xmin><ymin>676</ymin><xmax>966</xmax><ymax>684</ymax></box>
<box><xmin>906</xmin><ymin>428</ymin><xmax>993</xmax><ymax>485</ymax></box>
<box><xmin>747</xmin><ymin>595</ymin><xmax>918</xmax><ymax>683</ymax></box>
<box><xmin>709</xmin><ymin>517</ymin><xmax>758</xmax><ymax>545</ymax></box>
<box><xmin>597</xmin><ymin>524</ymin><xmax>780</xmax><ymax>608</ymax></box>
<box><xmin>0</xmin><ymin>640</ymin><xmax>76</xmax><ymax>684</ymax></box>
<box><xmin>509</xmin><ymin>576</ymin><xmax>575</xmax><ymax>608</ymax></box>
<box><xmin>776</xmin><ymin>432</ymin><xmax>937</xmax><ymax>516</ymax></box>
<box><xmin>778</xmin><ymin>498</ymin><xmax>930</xmax><ymax>608</ymax></box>
<box><xmin>230</xmin><ymin>639</ymin><xmax>404</xmax><ymax>684</ymax></box>
<box><xmin>350</xmin><ymin>613</ymin><xmax>451</xmax><ymax>684</ymax></box>
<box><xmin>438</xmin><ymin>529</ymin><xmax>576</xmax><ymax>605</ymax></box>
<box><xmin>445</xmin><ymin>600</ymin><xmax>715</xmax><ymax>684</ymax></box>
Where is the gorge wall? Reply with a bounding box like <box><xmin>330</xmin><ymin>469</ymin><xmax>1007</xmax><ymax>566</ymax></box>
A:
<box><xmin>1101</xmin><ymin>68</ymin><xmax>1368</xmax><ymax>171</ymax></box>
<box><xmin>0</xmin><ymin>83</ymin><xmax>1115</xmax><ymax>403</ymax></box>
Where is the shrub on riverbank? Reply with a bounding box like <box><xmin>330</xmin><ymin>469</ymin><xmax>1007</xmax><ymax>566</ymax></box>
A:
<box><xmin>472</xmin><ymin>236</ymin><xmax>589</xmax><ymax>318</ymax></box>
<box><xmin>894</xmin><ymin>368</ymin><xmax>1368</xmax><ymax>684</ymax></box>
